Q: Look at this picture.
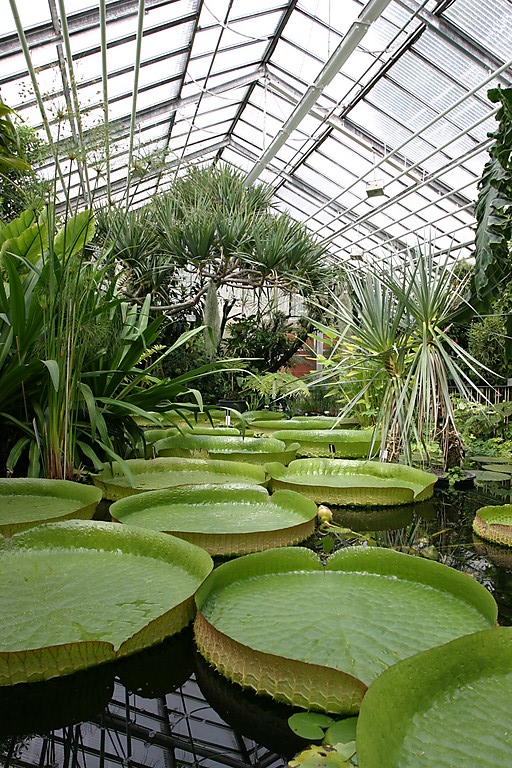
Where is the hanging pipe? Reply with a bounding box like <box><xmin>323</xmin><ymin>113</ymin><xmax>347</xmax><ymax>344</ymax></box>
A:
<box><xmin>245</xmin><ymin>0</ymin><xmax>395</xmax><ymax>186</ymax></box>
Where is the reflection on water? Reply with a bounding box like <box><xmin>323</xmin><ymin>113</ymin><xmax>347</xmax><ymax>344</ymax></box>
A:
<box><xmin>2</xmin><ymin>486</ymin><xmax>512</xmax><ymax>766</ymax></box>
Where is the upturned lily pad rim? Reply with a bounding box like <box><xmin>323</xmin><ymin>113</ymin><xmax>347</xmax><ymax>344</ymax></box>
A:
<box><xmin>194</xmin><ymin>546</ymin><xmax>497</xmax><ymax>712</ymax></box>
<box><xmin>356</xmin><ymin>627</ymin><xmax>512</xmax><ymax>768</ymax></box>
<box><xmin>265</xmin><ymin>458</ymin><xmax>436</xmax><ymax>505</ymax></box>
<box><xmin>153</xmin><ymin>434</ymin><xmax>298</xmax><ymax>454</ymax></box>
<box><xmin>474</xmin><ymin>503</ymin><xmax>512</xmax><ymax>525</ymax></box>
<box><xmin>0</xmin><ymin>520</ymin><xmax>213</xmax><ymax>685</ymax></box>
<box><xmin>0</xmin><ymin>478</ymin><xmax>102</xmax><ymax>537</ymax></box>
<box><xmin>110</xmin><ymin>484</ymin><xmax>317</xmax><ymax>555</ymax></box>
<box><xmin>195</xmin><ymin>546</ymin><xmax>497</xmax><ymax>623</ymax></box>
<box><xmin>91</xmin><ymin>457</ymin><xmax>269</xmax><ymax>499</ymax></box>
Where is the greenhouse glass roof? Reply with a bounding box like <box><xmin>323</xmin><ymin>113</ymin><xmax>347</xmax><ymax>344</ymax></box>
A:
<box><xmin>2</xmin><ymin>0</ymin><xmax>512</xmax><ymax>266</ymax></box>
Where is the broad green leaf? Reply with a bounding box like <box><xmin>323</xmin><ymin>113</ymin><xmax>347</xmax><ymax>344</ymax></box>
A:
<box><xmin>356</xmin><ymin>627</ymin><xmax>512</xmax><ymax>768</ymax></box>
<box><xmin>288</xmin><ymin>712</ymin><xmax>336</xmax><ymax>740</ymax></box>
<box><xmin>110</xmin><ymin>484</ymin><xmax>317</xmax><ymax>556</ymax></box>
<box><xmin>53</xmin><ymin>210</ymin><xmax>95</xmax><ymax>259</ymax></box>
<box><xmin>266</xmin><ymin>458</ymin><xmax>436</xmax><ymax>506</ymax></box>
<box><xmin>0</xmin><ymin>223</ymin><xmax>47</xmax><ymax>267</ymax></box>
<box><xmin>324</xmin><ymin>718</ymin><xmax>358</xmax><ymax>746</ymax></box>
<box><xmin>0</xmin><ymin>519</ymin><xmax>212</xmax><ymax>685</ymax></box>
<box><xmin>194</xmin><ymin>547</ymin><xmax>496</xmax><ymax>713</ymax></box>
<box><xmin>0</xmin><ymin>478</ymin><xmax>101</xmax><ymax>536</ymax></box>
<box><xmin>289</xmin><ymin>744</ymin><xmax>352</xmax><ymax>768</ymax></box>
<box><xmin>0</xmin><ymin>209</ymin><xmax>36</xmax><ymax>248</ymax></box>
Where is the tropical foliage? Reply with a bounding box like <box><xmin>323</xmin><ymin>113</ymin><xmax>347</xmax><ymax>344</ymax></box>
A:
<box><xmin>312</xmin><ymin>244</ymin><xmax>495</xmax><ymax>468</ymax></box>
<box><xmin>0</xmin><ymin>204</ymin><xmax>235</xmax><ymax>479</ymax></box>
<box><xmin>96</xmin><ymin>164</ymin><xmax>332</xmax><ymax>318</ymax></box>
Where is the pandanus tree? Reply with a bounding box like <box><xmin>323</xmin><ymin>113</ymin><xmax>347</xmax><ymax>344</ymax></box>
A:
<box><xmin>96</xmin><ymin>164</ymin><xmax>332</xmax><ymax>322</ymax></box>
<box><xmin>312</xmin><ymin>244</ymin><xmax>494</xmax><ymax>469</ymax></box>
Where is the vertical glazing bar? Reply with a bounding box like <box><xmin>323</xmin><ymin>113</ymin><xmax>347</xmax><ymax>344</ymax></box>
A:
<box><xmin>99</xmin><ymin>0</ymin><xmax>111</xmax><ymax>206</ymax></box>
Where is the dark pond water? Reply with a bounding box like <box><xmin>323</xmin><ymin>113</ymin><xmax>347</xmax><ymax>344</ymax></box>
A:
<box><xmin>2</xmin><ymin>484</ymin><xmax>511</xmax><ymax>767</ymax></box>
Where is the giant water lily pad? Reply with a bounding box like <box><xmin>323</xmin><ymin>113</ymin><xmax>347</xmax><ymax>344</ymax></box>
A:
<box><xmin>92</xmin><ymin>457</ymin><xmax>268</xmax><ymax>500</ymax></box>
<box><xmin>472</xmin><ymin>468</ymin><xmax>511</xmax><ymax>483</ymax></box>
<box><xmin>356</xmin><ymin>627</ymin><xmax>512</xmax><ymax>768</ymax></box>
<box><xmin>0</xmin><ymin>478</ymin><xmax>102</xmax><ymax>537</ymax></box>
<box><xmin>154</xmin><ymin>434</ymin><xmax>299</xmax><ymax>465</ymax></box>
<box><xmin>111</xmin><ymin>484</ymin><xmax>317</xmax><ymax>555</ymax></box>
<box><xmin>0</xmin><ymin>520</ymin><xmax>212</xmax><ymax>685</ymax></box>
<box><xmin>482</xmin><ymin>463</ymin><xmax>512</xmax><ymax>474</ymax></box>
<box><xmin>272</xmin><ymin>429</ymin><xmax>379</xmax><ymax>459</ymax></box>
<box><xmin>243</xmin><ymin>410</ymin><xmax>287</xmax><ymax>422</ymax></box>
<box><xmin>194</xmin><ymin>546</ymin><xmax>496</xmax><ymax>713</ymax></box>
<box><xmin>473</xmin><ymin>503</ymin><xmax>512</xmax><ymax>546</ymax></box>
<box><xmin>250</xmin><ymin>416</ymin><xmax>358</xmax><ymax>436</ymax></box>
<box><xmin>266</xmin><ymin>459</ymin><xmax>435</xmax><ymax>506</ymax></box>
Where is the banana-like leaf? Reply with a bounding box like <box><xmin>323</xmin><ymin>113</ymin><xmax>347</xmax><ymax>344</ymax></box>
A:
<box><xmin>0</xmin><ymin>519</ymin><xmax>213</xmax><ymax>685</ymax></box>
<box><xmin>194</xmin><ymin>546</ymin><xmax>497</xmax><ymax>714</ymax></box>
<box><xmin>356</xmin><ymin>627</ymin><xmax>512</xmax><ymax>768</ymax></box>
<box><xmin>53</xmin><ymin>210</ymin><xmax>95</xmax><ymax>260</ymax></box>
<box><xmin>92</xmin><ymin>457</ymin><xmax>268</xmax><ymax>500</ymax></box>
<box><xmin>0</xmin><ymin>478</ymin><xmax>101</xmax><ymax>537</ymax></box>
<box><xmin>266</xmin><ymin>458</ymin><xmax>436</xmax><ymax>506</ymax></box>
<box><xmin>110</xmin><ymin>484</ymin><xmax>317</xmax><ymax>555</ymax></box>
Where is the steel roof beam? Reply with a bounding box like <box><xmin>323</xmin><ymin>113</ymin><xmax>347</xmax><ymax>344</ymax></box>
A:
<box><xmin>245</xmin><ymin>0</ymin><xmax>395</xmax><ymax>186</ymax></box>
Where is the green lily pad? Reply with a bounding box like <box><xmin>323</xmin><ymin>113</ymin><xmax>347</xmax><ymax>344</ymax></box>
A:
<box><xmin>251</xmin><ymin>417</ymin><xmax>358</xmax><ymax>436</ymax></box>
<box><xmin>266</xmin><ymin>459</ymin><xmax>436</xmax><ymax>506</ymax></box>
<box><xmin>110</xmin><ymin>484</ymin><xmax>317</xmax><ymax>556</ymax></box>
<box><xmin>194</xmin><ymin>546</ymin><xmax>496</xmax><ymax>713</ymax></box>
<box><xmin>473</xmin><ymin>503</ymin><xmax>512</xmax><ymax>546</ymax></box>
<box><xmin>470</xmin><ymin>455</ymin><xmax>512</xmax><ymax>463</ymax></box>
<box><xmin>482</xmin><ymin>464</ymin><xmax>512</xmax><ymax>474</ymax></box>
<box><xmin>356</xmin><ymin>627</ymin><xmax>512</xmax><ymax>768</ymax></box>
<box><xmin>0</xmin><ymin>519</ymin><xmax>213</xmax><ymax>685</ymax></box>
<box><xmin>91</xmin><ymin>457</ymin><xmax>268</xmax><ymax>500</ymax></box>
<box><xmin>244</xmin><ymin>410</ymin><xmax>287</xmax><ymax>422</ymax></box>
<box><xmin>154</xmin><ymin>434</ymin><xmax>299</xmax><ymax>465</ymax></box>
<box><xmin>272</xmin><ymin>429</ymin><xmax>380</xmax><ymax>459</ymax></box>
<box><xmin>472</xmin><ymin>469</ymin><xmax>511</xmax><ymax>483</ymax></box>
<box><xmin>0</xmin><ymin>478</ymin><xmax>102</xmax><ymax>537</ymax></box>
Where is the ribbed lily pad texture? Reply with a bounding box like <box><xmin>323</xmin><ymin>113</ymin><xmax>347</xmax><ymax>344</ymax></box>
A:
<box><xmin>111</xmin><ymin>484</ymin><xmax>317</xmax><ymax>555</ymax></box>
<box><xmin>153</xmin><ymin>434</ymin><xmax>299</xmax><ymax>465</ymax></box>
<box><xmin>194</xmin><ymin>546</ymin><xmax>496</xmax><ymax>713</ymax></box>
<box><xmin>473</xmin><ymin>503</ymin><xmax>512</xmax><ymax>546</ymax></box>
<box><xmin>0</xmin><ymin>478</ymin><xmax>102</xmax><ymax>537</ymax></box>
<box><xmin>250</xmin><ymin>416</ymin><xmax>359</xmax><ymax>435</ymax></box>
<box><xmin>272</xmin><ymin>429</ymin><xmax>379</xmax><ymax>458</ymax></box>
<box><xmin>0</xmin><ymin>520</ymin><xmax>213</xmax><ymax>685</ymax></box>
<box><xmin>357</xmin><ymin>627</ymin><xmax>512</xmax><ymax>768</ymax></box>
<box><xmin>92</xmin><ymin>457</ymin><xmax>268</xmax><ymax>500</ymax></box>
<box><xmin>266</xmin><ymin>459</ymin><xmax>436</xmax><ymax>506</ymax></box>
